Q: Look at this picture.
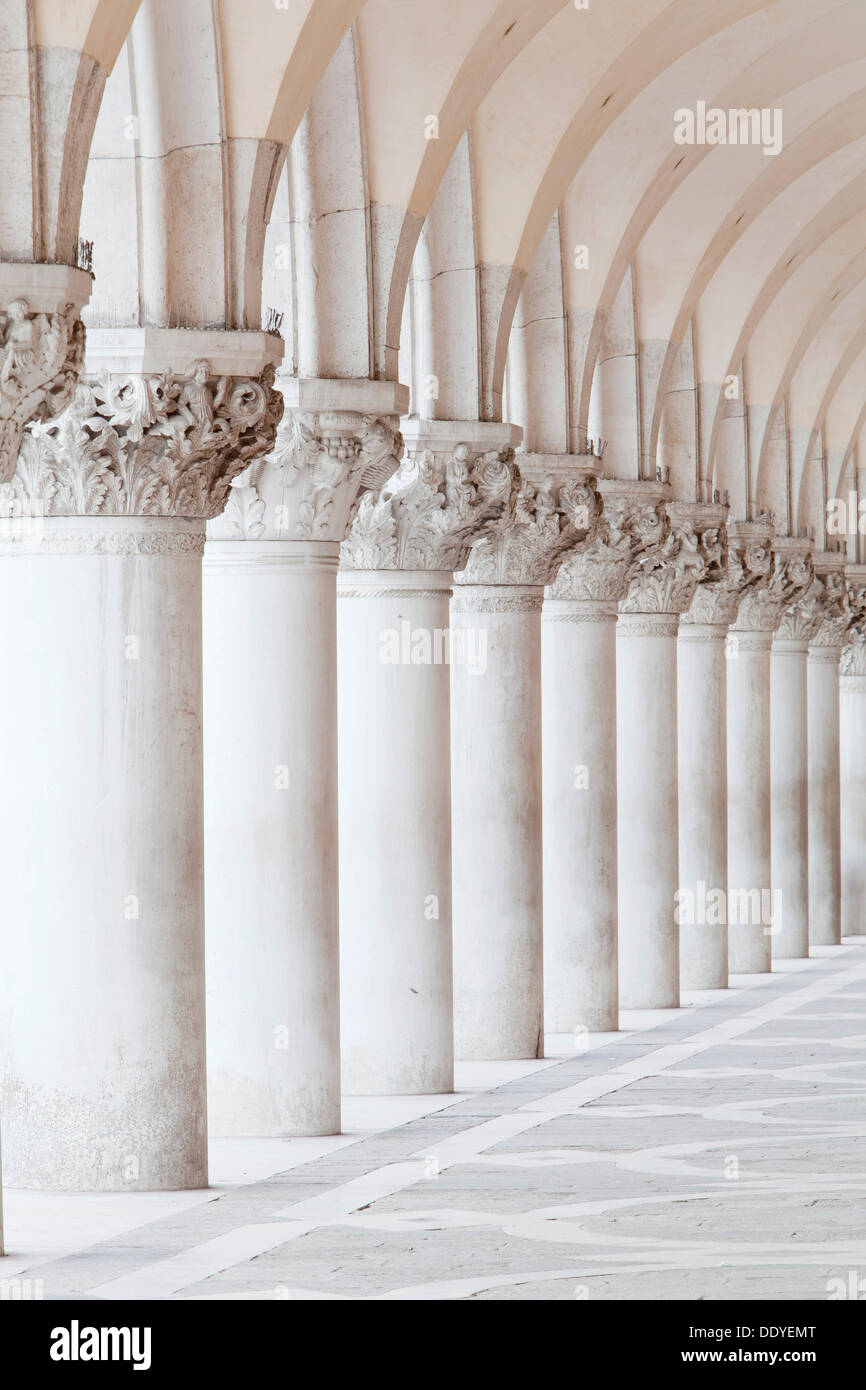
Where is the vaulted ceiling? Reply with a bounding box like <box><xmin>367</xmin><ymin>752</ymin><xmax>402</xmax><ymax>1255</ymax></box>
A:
<box><xmin>4</xmin><ymin>0</ymin><xmax>866</xmax><ymax>545</ymax></box>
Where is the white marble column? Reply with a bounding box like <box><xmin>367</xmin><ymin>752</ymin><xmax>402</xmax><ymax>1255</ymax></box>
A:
<box><xmin>808</xmin><ymin>560</ymin><xmax>850</xmax><ymax>948</ymax></box>
<box><xmin>677</xmin><ymin>529</ymin><xmax>740</xmax><ymax>991</ymax></box>
<box><xmin>338</xmin><ymin>421</ymin><xmax>518</xmax><ymax>1093</ymax></box>
<box><xmin>0</xmin><ymin>330</ymin><xmax>281</xmax><ymax>1190</ymax></box>
<box><xmin>542</xmin><ymin>501</ymin><xmax>635</xmax><ymax>1033</ymax></box>
<box><xmin>769</xmin><ymin>549</ymin><xmax>819</xmax><ymax>960</ymax></box>
<box><xmin>726</xmin><ymin>529</ymin><xmax>810</xmax><ymax>973</ymax></box>
<box><xmin>0</xmin><ymin>266</ymin><xmax>92</xmax><ymax>1242</ymax></box>
<box><xmin>615</xmin><ymin>491</ymin><xmax>716</xmax><ymax>1009</ymax></box>
<box><xmin>204</xmin><ymin>378</ymin><xmax>407</xmax><ymax>1136</ymax></box>
<box><xmin>618</xmin><ymin>608</ymin><xmax>680</xmax><ymax>1008</ymax></box>
<box><xmin>451</xmin><ymin>463</ymin><xmax>597</xmax><ymax>1058</ymax></box>
<box><xmin>841</xmin><ymin>620</ymin><xmax>866</xmax><ymax>936</ymax></box>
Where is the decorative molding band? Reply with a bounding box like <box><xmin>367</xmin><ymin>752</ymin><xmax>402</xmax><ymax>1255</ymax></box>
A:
<box><xmin>0</xmin><ymin>522</ymin><xmax>205</xmax><ymax>556</ymax></box>
<box><xmin>451</xmin><ymin>590</ymin><xmax>544</xmax><ymax>615</ymax></box>
<box><xmin>732</xmin><ymin>631</ymin><xmax>774</xmax><ymax>653</ymax></box>
<box><xmin>840</xmin><ymin>675</ymin><xmax>866</xmax><ymax>693</ymax></box>
<box><xmin>337</xmin><ymin>586</ymin><xmax>451</xmax><ymax>600</ymax></box>
<box><xmin>204</xmin><ymin>539</ymin><xmax>340</xmax><ymax>576</ymax></box>
<box><xmin>617</xmin><ymin>616</ymin><xmax>680</xmax><ymax>638</ymax></box>
<box><xmin>772</xmin><ymin>637</ymin><xmax>810</xmax><ymax>655</ymax></box>
<box><xmin>677</xmin><ymin>629</ymin><xmax>729</xmax><ymax>644</ymax></box>
<box><xmin>542</xmin><ymin>609</ymin><xmax>619</xmax><ymax>625</ymax></box>
<box><xmin>808</xmin><ymin>646</ymin><xmax>842</xmax><ymax>665</ymax></box>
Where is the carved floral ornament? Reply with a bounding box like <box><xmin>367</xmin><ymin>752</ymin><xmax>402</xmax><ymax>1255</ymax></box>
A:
<box><xmin>211</xmin><ymin>408</ymin><xmax>404</xmax><ymax>543</ymax></box>
<box><xmin>340</xmin><ymin>443</ymin><xmax>517</xmax><ymax>572</ymax></box>
<box><xmin>841</xmin><ymin>593</ymin><xmax>866</xmax><ymax>676</ymax></box>
<box><xmin>456</xmin><ymin>472</ymin><xmax>600</xmax><ymax>586</ymax></box>
<box><xmin>731</xmin><ymin>545</ymin><xmax>813</xmax><ymax>632</ymax></box>
<box><xmin>809</xmin><ymin>571</ymin><xmax>859</xmax><ymax>648</ymax></box>
<box><xmin>620</xmin><ymin>515</ymin><xmax>726</xmax><ymax>615</ymax></box>
<box><xmin>682</xmin><ymin>535</ymin><xmax>765</xmax><ymax>626</ymax></box>
<box><xmin>549</xmin><ymin>495</ymin><xmax>654</xmax><ymax>603</ymax></box>
<box><xmin>0</xmin><ymin>361</ymin><xmax>282</xmax><ymax>521</ymax></box>
<box><xmin>547</xmin><ymin>494</ymin><xmax>724</xmax><ymax>610</ymax></box>
<box><xmin>0</xmin><ymin>297</ymin><xmax>86</xmax><ymax>483</ymax></box>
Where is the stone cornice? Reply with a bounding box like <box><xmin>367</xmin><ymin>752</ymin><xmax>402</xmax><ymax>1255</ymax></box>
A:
<box><xmin>83</xmin><ymin>326</ymin><xmax>284</xmax><ymax>380</ymax></box>
<box><xmin>0</xmin><ymin>262</ymin><xmax>93</xmax><ymax>482</ymax></box>
<box><xmin>0</xmin><ymin>359</ymin><xmax>283</xmax><ymax>521</ymax></box>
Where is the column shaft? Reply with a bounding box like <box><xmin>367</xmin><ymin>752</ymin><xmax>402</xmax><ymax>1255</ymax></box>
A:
<box><xmin>542</xmin><ymin>600</ymin><xmax>619</xmax><ymax>1030</ymax></box>
<box><xmin>617</xmin><ymin>612</ymin><xmax>680</xmax><ymax>1008</ymax></box>
<box><xmin>337</xmin><ymin>570</ymin><xmax>454</xmax><ymax>1094</ymax></box>
<box><xmin>0</xmin><ymin>518</ymin><xmax>208</xmax><ymax>1190</ymax></box>
<box><xmin>727</xmin><ymin>631</ymin><xmax>774</xmax><ymax>973</ymax></box>
<box><xmin>770</xmin><ymin>639</ymin><xmax>810</xmax><ymax>959</ymax></box>
<box><xmin>677</xmin><ymin>624</ymin><xmax>729</xmax><ymax>988</ymax></box>
<box><xmin>203</xmin><ymin>541</ymin><xmax>340</xmax><ymax>1135</ymax></box>
<box><xmin>808</xmin><ymin>646</ymin><xmax>842</xmax><ymax>946</ymax></box>
<box><xmin>451</xmin><ymin>585</ymin><xmax>543</xmax><ymax>1059</ymax></box>
<box><xmin>841</xmin><ymin>671</ymin><xmax>866</xmax><ymax>935</ymax></box>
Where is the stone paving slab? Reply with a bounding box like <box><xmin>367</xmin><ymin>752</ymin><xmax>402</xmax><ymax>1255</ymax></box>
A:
<box><xmin>3</xmin><ymin>941</ymin><xmax>865</xmax><ymax>1300</ymax></box>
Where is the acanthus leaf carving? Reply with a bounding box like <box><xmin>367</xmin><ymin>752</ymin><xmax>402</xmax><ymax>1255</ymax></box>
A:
<box><xmin>341</xmin><ymin>443</ymin><xmax>517</xmax><ymax>573</ymax></box>
<box><xmin>682</xmin><ymin>522</ymin><xmax>773</xmax><ymax>628</ymax></box>
<box><xmin>810</xmin><ymin>571</ymin><xmax>857</xmax><ymax>648</ymax></box>
<box><xmin>0</xmin><ymin>298</ymin><xmax>86</xmax><ymax>482</ymax></box>
<box><xmin>731</xmin><ymin>545</ymin><xmax>811</xmax><ymax>633</ymax></box>
<box><xmin>211</xmin><ymin>408</ymin><xmax>403</xmax><ymax>543</ymax></box>
<box><xmin>841</xmin><ymin>589</ymin><xmax>866</xmax><ymax>675</ymax></box>
<box><xmin>620</xmin><ymin>507</ymin><xmax>717</xmax><ymax>615</ymax></box>
<box><xmin>775</xmin><ymin>577</ymin><xmax>825</xmax><ymax>642</ymax></box>
<box><xmin>0</xmin><ymin>361</ymin><xmax>283</xmax><ymax>521</ymax></box>
<box><xmin>548</xmin><ymin>495</ymin><xmax>641</xmax><ymax>602</ymax></box>
<box><xmin>456</xmin><ymin>471</ymin><xmax>598</xmax><ymax>586</ymax></box>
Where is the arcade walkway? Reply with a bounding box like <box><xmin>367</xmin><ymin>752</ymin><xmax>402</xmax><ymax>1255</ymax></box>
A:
<box><xmin>2</xmin><ymin>941</ymin><xmax>864</xmax><ymax>1302</ymax></box>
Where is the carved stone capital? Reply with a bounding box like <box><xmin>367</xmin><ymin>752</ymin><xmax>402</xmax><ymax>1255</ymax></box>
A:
<box><xmin>546</xmin><ymin>480</ymin><xmax>649</xmax><ymax>603</ymax></box>
<box><xmin>618</xmin><ymin>499</ymin><xmax>723</xmax><ymax>616</ymax></box>
<box><xmin>212</xmin><ymin>414</ymin><xmax>401</xmax><ymax>543</ymax></box>
<box><xmin>841</xmin><ymin>566</ymin><xmax>866</xmax><ymax>673</ymax></box>
<box><xmin>341</xmin><ymin>422</ymin><xmax>520</xmax><ymax>573</ymax></box>
<box><xmin>209</xmin><ymin>377</ymin><xmax>407</xmax><ymax>543</ymax></box>
<box><xmin>456</xmin><ymin>466</ymin><xmax>598</xmax><ymax>586</ymax></box>
<box><xmin>0</xmin><ymin>263</ymin><xmax>94</xmax><ymax>481</ymax></box>
<box><xmin>729</xmin><ymin>526</ymin><xmax>812</xmax><ymax>633</ymax></box>
<box><xmin>808</xmin><ymin>557</ymin><xmax>856</xmax><ymax>648</ymax></box>
<box><xmin>0</xmin><ymin>360</ymin><xmax>283</xmax><ymax>523</ymax></box>
<box><xmin>775</xmin><ymin>587</ymin><xmax>824</xmax><ymax>642</ymax></box>
<box><xmin>842</xmin><ymin>627</ymin><xmax>866</xmax><ymax>678</ymax></box>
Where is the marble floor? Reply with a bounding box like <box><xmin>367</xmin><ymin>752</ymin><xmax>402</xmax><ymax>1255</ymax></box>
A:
<box><xmin>2</xmin><ymin>939</ymin><xmax>865</xmax><ymax>1302</ymax></box>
